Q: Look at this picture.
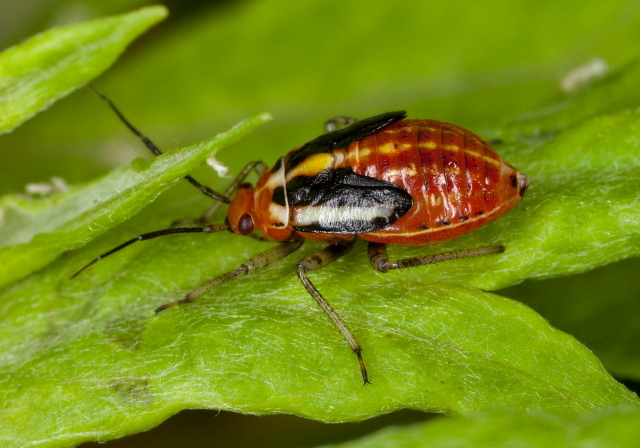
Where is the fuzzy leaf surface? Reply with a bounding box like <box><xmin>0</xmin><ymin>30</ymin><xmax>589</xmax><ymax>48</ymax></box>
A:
<box><xmin>2</xmin><ymin>1</ymin><xmax>640</xmax><ymax>447</ymax></box>
<box><xmin>1</xmin><ymin>107</ymin><xmax>639</xmax><ymax>445</ymax></box>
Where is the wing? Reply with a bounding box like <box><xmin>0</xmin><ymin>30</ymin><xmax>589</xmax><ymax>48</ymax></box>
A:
<box><xmin>288</xmin><ymin>168</ymin><xmax>413</xmax><ymax>234</ymax></box>
<box><xmin>285</xmin><ymin>111</ymin><xmax>407</xmax><ymax>171</ymax></box>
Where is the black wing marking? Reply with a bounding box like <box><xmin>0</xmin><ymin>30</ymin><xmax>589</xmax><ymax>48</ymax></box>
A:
<box><xmin>285</xmin><ymin>111</ymin><xmax>407</xmax><ymax>171</ymax></box>
<box><xmin>288</xmin><ymin>169</ymin><xmax>413</xmax><ymax>234</ymax></box>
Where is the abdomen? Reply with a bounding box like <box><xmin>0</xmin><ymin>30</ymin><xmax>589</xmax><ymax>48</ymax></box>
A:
<box><xmin>346</xmin><ymin>119</ymin><xmax>528</xmax><ymax>246</ymax></box>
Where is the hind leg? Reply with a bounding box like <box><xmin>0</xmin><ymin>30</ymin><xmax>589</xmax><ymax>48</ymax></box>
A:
<box><xmin>368</xmin><ymin>242</ymin><xmax>504</xmax><ymax>273</ymax></box>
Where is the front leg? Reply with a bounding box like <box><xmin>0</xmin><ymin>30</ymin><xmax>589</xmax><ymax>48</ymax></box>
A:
<box><xmin>294</xmin><ymin>239</ymin><xmax>370</xmax><ymax>383</ymax></box>
<box><xmin>156</xmin><ymin>239</ymin><xmax>303</xmax><ymax>312</ymax></box>
<box><xmin>173</xmin><ymin>161</ymin><xmax>268</xmax><ymax>226</ymax></box>
<box><xmin>199</xmin><ymin>161</ymin><xmax>268</xmax><ymax>224</ymax></box>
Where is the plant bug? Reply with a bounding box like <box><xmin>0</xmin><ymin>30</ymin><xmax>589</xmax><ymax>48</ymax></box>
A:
<box><xmin>73</xmin><ymin>87</ymin><xmax>529</xmax><ymax>384</ymax></box>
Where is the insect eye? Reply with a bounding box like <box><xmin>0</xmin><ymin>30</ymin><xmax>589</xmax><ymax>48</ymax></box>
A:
<box><xmin>238</xmin><ymin>214</ymin><xmax>254</xmax><ymax>235</ymax></box>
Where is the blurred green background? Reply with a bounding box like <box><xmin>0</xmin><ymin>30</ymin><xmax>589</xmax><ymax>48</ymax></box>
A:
<box><xmin>2</xmin><ymin>0</ymin><xmax>640</xmax><ymax>446</ymax></box>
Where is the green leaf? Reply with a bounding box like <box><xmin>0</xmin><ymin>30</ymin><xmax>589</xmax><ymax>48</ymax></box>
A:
<box><xmin>1</xmin><ymin>103</ymin><xmax>639</xmax><ymax>445</ymax></box>
<box><xmin>0</xmin><ymin>5</ymin><xmax>167</xmax><ymax>134</ymax></box>
<box><xmin>2</xmin><ymin>1</ymin><xmax>640</xmax><ymax>447</ymax></box>
<box><xmin>0</xmin><ymin>239</ymin><xmax>637</xmax><ymax>446</ymax></box>
<box><xmin>320</xmin><ymin>407</ymin><xmax>640</xmax><ymax>447</ymax></box>
<box><xmin>0</xmin><ymin>112</ymin><xmax>271</xmax><ymax>289</ymax></box>
<box><xmin>501</xmin><ymin>257</ymin><xmax>640</xmax><ymax>381</ymax></box>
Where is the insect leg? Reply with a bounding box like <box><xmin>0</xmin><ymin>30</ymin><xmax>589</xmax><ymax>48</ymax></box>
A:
<box><xmin>199</xmin><ymin>161</ymin><xmax>268</xmax><ymax>224</ymax></box>
<box><xmin>294</xmin><ymin>239</ymin><xmax>371</xmax><ymax>384</ymax></box>
<box><xmin>172</xmin><ymin>160</ymin><xmax>268</xmax><ymax>226</ymax></box>
<box><xmin>324</xmin><ymin>116</ymin><xmax>357</xmax><ymax>133</ymax></box>
<box><xmin>87</xmin><ymin>85</ymin><xmax>230</xmax><ymax>204</ymax></box>
<box><xmin>156</xmin><ymin>240</ymin><xmax>304</xmax><ymax>313</ymax></box>
<box><xmin>368</xmin><ymin>242</ymin><xmax>505</xmax><ymax>273</ymax></box>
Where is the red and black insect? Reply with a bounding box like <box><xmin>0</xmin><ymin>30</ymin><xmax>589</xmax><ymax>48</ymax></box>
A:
<box><xmin>73</xmin><ymin>89</ymin><xmax>529</xmax><ymax>384</ymax></box>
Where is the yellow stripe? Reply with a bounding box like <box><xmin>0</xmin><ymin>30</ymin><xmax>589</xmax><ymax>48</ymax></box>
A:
<box><xmin>381</xmin><ymin>126</ymin><xmax>435</xmax><ymax>134</ymax></box>
<box><xmin>358</xmin><ymin>147</ymin><xmax>372</xmax><ymax>158</ymax></box>
<box><xmin>419</xmin><ymin>140</ymin><xmax>437</xmax><ymax>150</ymax></box>
<box><xmin>437</xmin><ymin>145</ymin><xmax>502</xmax><ymax>168</ymax></box>
<box><xmin>378</xmin><ymin>142</ymin><xmax>413</xmax><ymax>155</ymax></box>
<box><xmin>285</xmin><ymin>152</ymin><xmax>334</xmax><ymax>180</ymax></box>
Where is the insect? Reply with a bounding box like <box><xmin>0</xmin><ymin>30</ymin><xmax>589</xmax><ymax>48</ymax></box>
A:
<box><xmin>73</xmin><ymin>87</ymin><xmax>529</xmax><ymax>384</ymax></box>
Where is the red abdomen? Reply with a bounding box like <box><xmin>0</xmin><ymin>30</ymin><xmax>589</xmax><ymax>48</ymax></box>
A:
<box><xmin>346</xmin><ymin>120</ymin><xmax>528</xmax><ymax>245</ymax></box>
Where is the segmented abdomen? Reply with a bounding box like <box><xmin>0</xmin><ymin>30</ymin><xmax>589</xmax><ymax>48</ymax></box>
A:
<box><xmin>347</xmin><ymin>119</ymin><xmax>527</xmax><ymax>245</ymax></box>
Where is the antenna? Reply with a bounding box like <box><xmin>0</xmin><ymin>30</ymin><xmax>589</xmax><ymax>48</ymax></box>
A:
<box><xmin>87</xmin><ymin>84</ymin><xmax>230</xmax><ymax>204</ymax></box>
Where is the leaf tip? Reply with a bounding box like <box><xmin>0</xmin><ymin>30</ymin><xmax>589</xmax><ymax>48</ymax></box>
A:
<box><xmin>256</xmin><ymin>111</ymin><xmax>274</xmax><ymax>123</ymax></box>
<box><xmin>134</xmin><ymin>4</ymin><xmax>170</xmax><ymax>24</ymax></box>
